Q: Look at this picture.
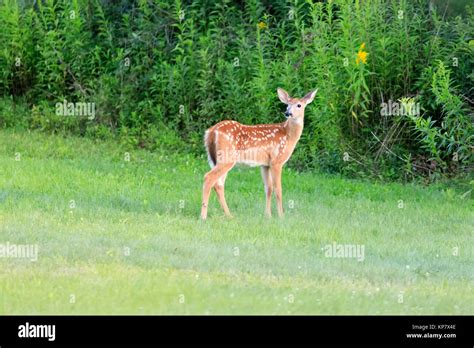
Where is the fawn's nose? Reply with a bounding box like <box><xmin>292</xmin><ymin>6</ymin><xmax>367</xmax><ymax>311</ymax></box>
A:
<box><xmin>285</xmin><ymin>110</ymin><xmax>292</xmax><ymax>117</ymax></box>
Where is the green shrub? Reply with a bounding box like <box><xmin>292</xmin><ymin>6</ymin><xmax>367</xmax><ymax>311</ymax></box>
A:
<box><xmin>0</xmin><ymin>96</ymin><xmax>29</xmax><ymax>129</ymax></box>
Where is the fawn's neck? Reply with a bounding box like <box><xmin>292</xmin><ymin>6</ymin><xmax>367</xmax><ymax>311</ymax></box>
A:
<box><xmin>283</xmin><ymin>117</ymin><xmax>304</xmax><ymax>143</ymax></box>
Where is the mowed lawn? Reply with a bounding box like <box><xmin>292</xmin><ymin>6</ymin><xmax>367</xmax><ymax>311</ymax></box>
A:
<box><xmin>0</xmin><ymin>129</ymin><xmax>472</xmax><ymax>314</ymax></box>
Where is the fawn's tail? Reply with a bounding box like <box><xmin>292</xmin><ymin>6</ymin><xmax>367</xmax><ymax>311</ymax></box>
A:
<box><xmin>204</xmin><ymin>128</ymin><xmax>217</xmax><ymax>168</ymax></box>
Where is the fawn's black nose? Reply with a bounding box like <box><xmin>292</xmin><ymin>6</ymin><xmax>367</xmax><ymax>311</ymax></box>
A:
<box><xmin>285</xmin><ymin>110</ymin><xmax>292</xmax><ymax>117</ymax></box>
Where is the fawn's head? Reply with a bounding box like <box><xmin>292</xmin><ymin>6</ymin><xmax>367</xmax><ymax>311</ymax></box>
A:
<box><xmin>277</xmin><ymin>88</ymin><xmax>317</xmax><ymax>121</ymax></box>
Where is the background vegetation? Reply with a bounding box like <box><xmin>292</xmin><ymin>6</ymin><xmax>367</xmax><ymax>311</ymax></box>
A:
<box><xmin>0</xmin><ymin>0</ymin><xmax>473</xmax><ymax>181</ymax></box>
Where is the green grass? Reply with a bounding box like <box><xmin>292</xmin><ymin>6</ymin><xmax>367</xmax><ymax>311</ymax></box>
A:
<box><xmin>0</xmin><ymin>129</ymin><xmax>472</xmax><ymax>314</ymax></box>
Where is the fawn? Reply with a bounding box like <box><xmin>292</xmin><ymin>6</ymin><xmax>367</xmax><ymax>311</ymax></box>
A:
<box><xmin>200</xmin><ymin>88</ymin><xmax>317</xmax><ymax>220</ymax></box>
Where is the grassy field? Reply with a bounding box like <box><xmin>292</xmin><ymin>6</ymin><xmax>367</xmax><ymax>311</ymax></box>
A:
<box><xmin>0</xmin><ymin>129</ymin><xmax>472</xmax><ymax>314</ymax></box>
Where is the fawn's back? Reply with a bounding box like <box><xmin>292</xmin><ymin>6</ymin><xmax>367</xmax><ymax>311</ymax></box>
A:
<box><xmin>205</xmin><ymin>120</ymin><xmax>302</xmax><ymax>168</ymax></box>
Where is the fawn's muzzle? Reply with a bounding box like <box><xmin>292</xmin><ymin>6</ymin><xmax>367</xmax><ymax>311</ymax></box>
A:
<box><xmin>284</xmin><ymin>110</ymin><xmax>292</xmax><ymax>118</ymax></box>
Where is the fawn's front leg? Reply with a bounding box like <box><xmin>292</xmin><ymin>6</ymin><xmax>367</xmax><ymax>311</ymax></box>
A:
<box><xmin>261</xmin><ymin>166</ymin><xmax>273</xmax><ymax>217</ymax></box>
<box><xmin>270</xmin><ymin>164</ymin><xmax>284</xmax><ymax>217</ymax></box>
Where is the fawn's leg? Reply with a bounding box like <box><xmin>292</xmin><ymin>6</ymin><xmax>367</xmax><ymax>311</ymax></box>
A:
<box><xmin>213</xmin><ymin>172</ymin><xmax>232</xmax><ymax>217</ymax></box>
<box><xmin>270</xmin><ymin>164</ymin><xmax>284</xmax><ymax>217</ymax></box>
<box><xmin>201</xmin><ymin>163</ymin><xmax>234</xmax><ymax>220</ymax></box>
<box><xmin>261</xmin><ymin>166</ymin><xmax>273</xmax><ymax>217</ymax></box>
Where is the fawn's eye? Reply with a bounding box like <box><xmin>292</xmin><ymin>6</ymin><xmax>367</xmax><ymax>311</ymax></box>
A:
<box><xmin>297</xmin><ymin>104</ymin><xmax>301</xmax><ymax>108</ymax></box>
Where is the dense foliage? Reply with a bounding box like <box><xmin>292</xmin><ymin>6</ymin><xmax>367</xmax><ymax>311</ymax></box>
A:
<box><xmin>0</xmin><ymin>0</ymin><xmax>472</xmax><ymax>181</ymax></box>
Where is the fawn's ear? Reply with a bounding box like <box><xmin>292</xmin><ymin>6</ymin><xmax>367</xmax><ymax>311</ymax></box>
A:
<box><xmin>277</xmin><ymin>88</ymin><xmax>290</xmax><ymax>104</ymax></box>
<box><xmin>303</xmin><ymin>89</ymin><xmax>318</xmax><ymax>104</ymax></box>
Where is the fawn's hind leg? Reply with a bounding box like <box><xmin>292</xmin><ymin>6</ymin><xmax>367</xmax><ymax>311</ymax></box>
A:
<box><xmin>213</xmin><ymin>172</ymin><xmax>232</xmax><ymax>217</ymax></box>
<box><xmin>201</xmin><ymin>163</ymin><xmax>234</xmax><ymax>220</ymax></box>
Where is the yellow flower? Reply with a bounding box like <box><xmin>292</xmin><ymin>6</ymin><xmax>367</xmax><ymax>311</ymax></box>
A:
<box><xmin>356</xmin><ymin>42</ymin><xmax>368</xmax><ymax>65</ymax></box>
<box><xmin>356</xmin><ymin>50</ymin><xmax>368</xmax><ymax>65</ymax></box>
<box><xmin>257</xmin><ymin>21</ymin><xmax>267</xmax><ymax>30</ymax></box>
